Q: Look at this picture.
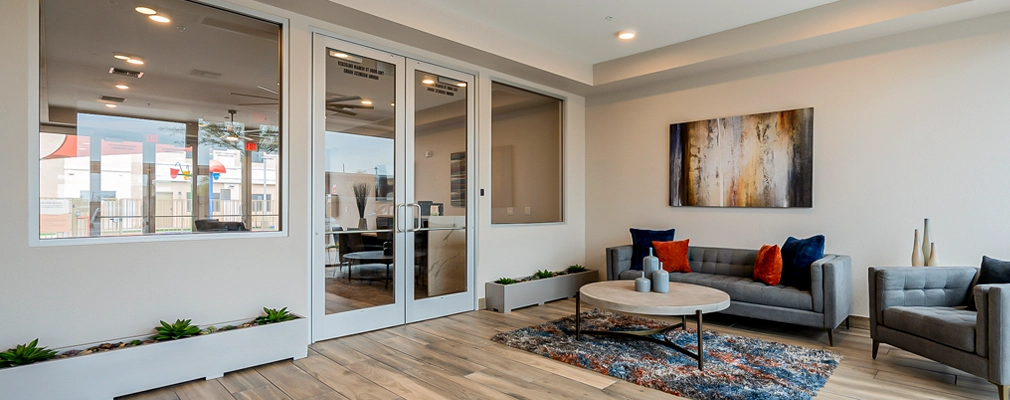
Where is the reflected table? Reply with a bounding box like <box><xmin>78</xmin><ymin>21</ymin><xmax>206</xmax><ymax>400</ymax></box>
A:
<box><xmin>342</xmin><ymin>250</ymin><xmax>426</xmax><ymax>289</ymax></box>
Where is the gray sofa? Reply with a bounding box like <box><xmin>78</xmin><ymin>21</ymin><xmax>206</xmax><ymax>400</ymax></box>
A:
<box><xmin>869</xmin><ymin>267</ymin><xmax>1010</xmax><ymax>398</ymax></box>
<box><xmin>607</xmin><ymin>245</ymin><xmax>853</xmax><ymax>345</ymax></box>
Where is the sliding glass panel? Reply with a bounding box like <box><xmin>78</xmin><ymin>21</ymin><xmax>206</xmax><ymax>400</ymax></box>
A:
<box><xmin>323</xmin><ymin>49</ymin><xmax>398</xmax><ymax>314</ymax></box>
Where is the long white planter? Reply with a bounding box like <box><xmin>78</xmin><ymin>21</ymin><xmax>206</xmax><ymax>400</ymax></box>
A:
<box><xmin>0</xmin><ymin>317</ymin><xmax>308</xmax><ymax>399</ymax></box>
<box><xmin>485</xmin><ymin>270</ymin><xmax>599</xmax><ymax>313</ymax></box>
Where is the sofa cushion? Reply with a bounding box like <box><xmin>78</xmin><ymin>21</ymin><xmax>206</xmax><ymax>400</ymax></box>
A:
<box><xmin>688</xmin><ymin>247</ymin><xmax>756</xmax><ymax>277</ymax></box>
<box><xmin>781</xmin><ymin>235</ymin><xmax>825</xmax><ymax>290</ymax></box>
<box><xmin>619</xmin><ymin>269</ymin><xmax>646</xmax><ymax>280</ymax></box>
<box><xmin>669</xmin><ymin>272</ymin><xmax>813</xmax><ymax>311</ymax></box>
<box><xmin>654</xmin><ymin>239</ymin><xmax>690</xmax><ymax>273</ymax></box>
<box><xmin>630</xmin><ymin>228</ymin><xmax>676</xmax><ymax>270</ymax></box>
<box><xmin>882</xmin><ymin>306</ymin><xmax>976</xmax><ymax>353</ymax></box>
<box><xmin>753</xmin><ymin>244</ymin><xmax>783</xmax><ymax>286</ymax></box>
<box><xmin>967</xmin><ymin>256</ymin><xmax>1010</xmax><ymax>311</ymax></box>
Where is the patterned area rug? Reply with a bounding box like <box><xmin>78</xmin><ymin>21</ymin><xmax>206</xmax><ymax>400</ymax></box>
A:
<box><xmin>491</xmin><ymin>309</ymin><xmax>841</xmax><ymax>400</ymax></box>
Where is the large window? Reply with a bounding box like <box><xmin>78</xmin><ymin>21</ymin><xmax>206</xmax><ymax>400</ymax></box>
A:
<box><xmin>490</xmin><ymin>82</ymin><xmax>563</xmax><ymax>224</ymax></box>
<box><xmin>38</xmin><ymin>0</ymin><xmax>281</xmax><ymax>239</ymax></box>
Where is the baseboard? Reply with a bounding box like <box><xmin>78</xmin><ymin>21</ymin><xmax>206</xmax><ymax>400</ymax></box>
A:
<box><xmin>478</xmin><ymin>297</ymin><xmax>486</xmax><ymax>310</ymax></box>
<box><xmin>848</xmin><ymin>315</ymin><xmax>869</xmax><ymax>330</ymax></box>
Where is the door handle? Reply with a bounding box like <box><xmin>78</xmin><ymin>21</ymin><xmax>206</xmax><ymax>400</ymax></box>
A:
<box><xmin>409</xmin><ymin>203</ymin><xmax>422</xmax><ymax>232</ymax></box>
<box><xmin>395</xmin><ymin>203</ymin><xmax>408</xmax><ymax>233</ymax></box>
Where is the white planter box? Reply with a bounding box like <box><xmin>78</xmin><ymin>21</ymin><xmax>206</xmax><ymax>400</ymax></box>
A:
<box><xmin>485</xmin><ymin>270</ymin><xmax>599</xmax><ymax>313</ymax></box>
<box><xmin>0</xmin><ymin>317</ymin><xmax>308</xmax><ymax>400</ymax></box>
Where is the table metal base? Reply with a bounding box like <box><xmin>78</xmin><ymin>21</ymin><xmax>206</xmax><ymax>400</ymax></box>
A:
<box><xmin>575</xmin><ymin>293</ymin><xmax>707</xmax><ymax>370</ymax></box>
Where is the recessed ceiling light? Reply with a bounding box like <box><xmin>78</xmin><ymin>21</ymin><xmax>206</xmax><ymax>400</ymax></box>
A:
<box><xmin>333</xmin><ymin>52</ymin><xmax>349</xmax><ymax>58</ymax></box>
<box><xmin>115</xmin><ymin>84</ymin><xmax>129</xmax><ymax>90</ymax></box>
<box><xmin>113</xmin><ymin>54</ymin><xmax>130</xmax><ymax>60</ymax></box>
<box><xmin>135</xmin><ymin>7</ymin><xmax>157</xmax><ymax>15</ymax></box>
<box><xmin>617</xmin><ymin>30</ymin><xmax>636</xmax><ymax>40</ymax></box>
<box><xmin>126</xmin><ymin>58</ymin><xmax>145</xmax><ymax>65</ymax></box>
<box><xmin>361</xmin><ymin>100</ymin><xmax>372</xmax><ymax>105</ymax></box>
<box><xmin>457</xmin><ymin>82</ymin><xmax>467</xmax><ymax>87</ymax></box>
<box><xmin>421</xmin><ymin>78</ymin><xmax>435</xmax><ymax>85</ymax></box>
<box><xmin>149</xmin><ymin>15</ymin><xmax>171</xmax><ymax>23</ymax></box>
<box><xmin>105</xmin><ymin>104</ymin><xmax>118</xmax><ymax>108</ymax></box>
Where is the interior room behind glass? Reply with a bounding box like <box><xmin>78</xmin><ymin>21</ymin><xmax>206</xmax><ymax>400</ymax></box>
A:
<box><xmin>38</xmin><ymin>0</ymin><xmax>281</xmax><ymax>239</ymax></box>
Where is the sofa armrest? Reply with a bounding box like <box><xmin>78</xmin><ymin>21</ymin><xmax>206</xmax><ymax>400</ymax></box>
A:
<box><xmin>868</xmin><ymin>266</ymin><xmax>977</xmax><ymax>337</ymax></box>
<box><xmin>811</xmin><ymin>255</ymin><xmax>851</xmax><ymax>329</ymax></box>
<box><xmin>606</xmin><ymin>245</ymin><xmax>633</xmax><ymax>280</ymax></box>
<box><xmin>977</xmin><ymin>284</ymin><xmax>1010</xmax><ymax>384</ymax></box>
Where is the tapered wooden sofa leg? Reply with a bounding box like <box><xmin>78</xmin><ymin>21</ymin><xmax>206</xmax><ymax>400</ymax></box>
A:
<box><xmin>845</xmin><ymin>317</ymin><xmax>850</xmax><ymax>329</ymax></box>
<box><xmin>827</xmin><ymin>328</ymin><xmax>834</xmax><ymax>347</ymax></box>
<box><xmin>872</xmin><ymin>339</ymin><xmax>879</xmax><ymax>359</ymax></box>
<box><xmin>998</xmin><ymin>384</ymin><xmax>1008</xmax><ymax>400</ymax></box>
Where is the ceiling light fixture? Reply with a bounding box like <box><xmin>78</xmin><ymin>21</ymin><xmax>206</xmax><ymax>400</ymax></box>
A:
<box><xmin>457</xmin><ymin>82</ymin><xmax>467</xmax><ymax>88</ymax></box>
<box><xmin>333</xmin><ymin>52</ymin><xmax>348</xmax><ymax>58</ymax></box>
<box><xmin>391</xmin><ymin>102</ymin><xmax>395</xmax><ymax>107</ymax></box>
<box><xmin>135</xmin><ymin>7</ymin><xmax>157</xmax><ymax>15</ymax></box>
<box><xmin>126</xmin><ymin>58</ymin><xmax>145</xmax><ymax>65</ymax></box>
<box><xmin>421</xmin><ymin>78</ymin><xmax>435</xmax><ymax>85</ymax></box>
<box><xmin>105</xmin><ymin>104</ymin><xmax>118</xmax><ymax>108</ymax></box>
<box><xmin>115</xmin><ymin>84</ymin><xmax>129</xmax><ymax>90</ymax></box>
<box><xmin>360</xmin><ymin>100</ymin><xmax>372</xmax><ymax>105</ymax></box>
<box><xmin>226</xmin><ymin>110</ymin><xmax>240</xmax><ymax>142</ymax></box>
<box><xmin>617</xmin><ymin>30</ymin><xmax>637</xmax><ymax>40</ymax></box>
<box><xmin>113</xmin><ymin>54</ymin><xmax>130</xmax><ymax>60</ymax></box>
<box><xmin>149</xmin><ymin>15</ymin><xmax>171</xmax><ymax>23</ymax></box>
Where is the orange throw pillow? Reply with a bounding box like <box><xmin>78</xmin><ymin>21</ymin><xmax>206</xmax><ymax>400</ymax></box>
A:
<box><xmin>754</xmin><ymin>244</ymin><xmax>783</xmax><ymax>286</ymax></box>
<box><xmin>653</xmin><ymin>239</ymin><xmax>691</xmax><ymax>273</ymax></box>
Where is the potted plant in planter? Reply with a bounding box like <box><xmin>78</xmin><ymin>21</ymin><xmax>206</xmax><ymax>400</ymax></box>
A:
<box><xmin>0</xmin><ymin>306</ymin><xmax>307</xmax><ymax>399</ymax></box>
<box><xmin>485</xmin><ymin>264</ymin><xmax>598</xmax><ymax>313</ymax></box>
<box><xmin>352</xmin><ymin>182</ymin><xmax>370</xmax><ymax>230</ymax></box>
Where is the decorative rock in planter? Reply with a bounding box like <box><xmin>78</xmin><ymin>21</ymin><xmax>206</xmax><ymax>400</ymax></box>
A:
<box><xmin>485</xmin><ymin>270</ymin><xmax>599</xmax><ymax>313</ymax></box>
<box><xmin>0</xmin><ymin>315</ymin><xmax>308</xmax><ymax>400</ymax></box>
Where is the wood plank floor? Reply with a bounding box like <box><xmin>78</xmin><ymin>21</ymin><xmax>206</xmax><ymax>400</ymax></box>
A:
<box><xmin>121</xmin><ymin>299</ymin><xmax>998</xmax><ymax>399</ymax></box>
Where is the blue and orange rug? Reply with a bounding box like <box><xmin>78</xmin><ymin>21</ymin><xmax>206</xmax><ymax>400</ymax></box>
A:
<box><xmin>491</xmin><ymin>309</ymin><xmax>841</xmax><ymax>400</ymax></box>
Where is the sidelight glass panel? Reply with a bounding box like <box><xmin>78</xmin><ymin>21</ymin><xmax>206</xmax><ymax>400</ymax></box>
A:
<box><xmin>323</xmin><ymin>49</ymin><xmax>397</xmax><ymax>314</ymax></box>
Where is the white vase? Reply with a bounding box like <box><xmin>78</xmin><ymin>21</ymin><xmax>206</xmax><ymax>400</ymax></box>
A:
<box><xmin>926</xmin><ymin>242</ymin><xmax>939</xmax><ymax>266</ymax></box>
<box><xmin>921</xmin><ymin>218</ymin><xmax>932</xmax><ymax>262</ymax></box>
<box><xmin>911</xmin><ymin>229</ymin><xmax>923</xmax><ymax>267</ymax></box>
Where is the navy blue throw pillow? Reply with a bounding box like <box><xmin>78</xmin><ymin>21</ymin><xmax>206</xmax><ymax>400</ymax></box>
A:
<box><xmin>780</xmin><ymin>235</ymin><xmax>825</xmax><ymax>290</ymax></box>
<box><xmin>967</xmin><ymin>256</ymin><xmax>1010</xmax><ymax>311</ymax></box>
<box><xmin>630</xmin><ymin>228</ymin><xmax>676</xmax><ymax>270</ymax></box>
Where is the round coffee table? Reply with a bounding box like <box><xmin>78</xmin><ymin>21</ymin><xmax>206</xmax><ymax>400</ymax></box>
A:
<box><xmin>576</xmin><ymin>280</ymin><xmax>730</xmax><ymax>370</ymax></box>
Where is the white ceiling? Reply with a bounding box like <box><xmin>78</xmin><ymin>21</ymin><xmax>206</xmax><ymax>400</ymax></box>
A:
<box><xmin>414</xmin><ymin>0</ymin><xmax>837</xmax><ymax>64</ymax></box>
<box><xmin>325</xmin><ymin>0</ymin><xmax>1010</xmax><ymax>90</ymax></box>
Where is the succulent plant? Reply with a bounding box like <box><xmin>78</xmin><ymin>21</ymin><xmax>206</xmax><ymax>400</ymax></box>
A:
<box><xmin>567</xmin><ymin>264</ymin><xmax>587</xmax><ymax>273</ymax></box>
<box><xmin>534</xmin><ymin>269</ymin><xmax>555</xmax><ymax>279</ymax></box>
<box><xmin>494</xmin><ymin>277</ymin><xmax>517</xmax><ymax>285</ymax></box>
<box><xmin>0</xmin><ymin>339</ymin><xmax>58</xmax><ymax>368</ymax></box>
<box><xmin>151</xmin><ymin>319</ymin><xmax>202</xmax><ymax>341</ymax></box>
<box><xmin>255</xmin><ymin>307</ymin><xmax>296</xmax><ymax>325</ymax></box>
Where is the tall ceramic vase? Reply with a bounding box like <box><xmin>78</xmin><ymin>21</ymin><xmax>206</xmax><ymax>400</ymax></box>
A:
<box><xmin>911</xmin><ymin>229</ymin><xmax>923</xmax><ymax>267</ymax></box>
<box><xmin>643</xmin><ymin>248</ymin><xmax>659</xmax><ymax>277</ymax></box>
<box><xmin>921</xmin><ymin>218</ymin><xmax>932</xmax><ymax>262</ymax></box>
<box><xmin>926</xmin><ymin>243</ymin><xmax>939</xmax><ymax>266</ymax></box>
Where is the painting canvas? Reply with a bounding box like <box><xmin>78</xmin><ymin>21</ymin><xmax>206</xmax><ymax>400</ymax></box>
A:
<box><xmin>670</xmin><ymin>108</ymin><xmax>813</xmax><ymax>208</ymax></box>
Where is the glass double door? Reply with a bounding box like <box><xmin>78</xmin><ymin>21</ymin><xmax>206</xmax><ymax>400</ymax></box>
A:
<box><xmin>312</xmin><ymin>36</ymin><xmax>475</xmax><ymax>340</ymax></box>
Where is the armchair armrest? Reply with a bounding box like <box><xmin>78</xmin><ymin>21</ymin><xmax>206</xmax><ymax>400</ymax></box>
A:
<box><xmin>606</xmin><ymin>245</ymin><xmax>633</xmax><ymax>280</ymax></box>
<box><xmin>811</xmin><ymin>255</ymin><xmax>851</xmax><ymax>329</ymax></box>
<box><xmin>976</xmin><ymin>284</ymin><xmax>1010</xmax><ymax>384</ymax></box>
<box><xmin>868</xmin><ymin>266</ymin><xmax>977</xmax><ymax>337</ymax></box>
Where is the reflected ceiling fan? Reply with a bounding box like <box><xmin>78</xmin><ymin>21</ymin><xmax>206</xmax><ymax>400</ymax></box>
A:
<box><xmin>230</xmin><ymin>86</ymin><xmax>372</xmax><ymax>116</ymax></box>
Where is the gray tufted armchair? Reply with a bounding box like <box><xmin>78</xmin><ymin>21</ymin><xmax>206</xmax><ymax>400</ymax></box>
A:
<box><xmin>869</xmin><ymin>266</ymin><xmax>1010</xmax><ymax>399</ymax></box>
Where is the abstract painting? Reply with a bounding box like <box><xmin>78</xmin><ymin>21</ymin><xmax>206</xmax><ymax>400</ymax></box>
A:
<box><xmin>670</xmin><ymin>108</ymin><xmax>813</xmax><ymax>207</ymax></box>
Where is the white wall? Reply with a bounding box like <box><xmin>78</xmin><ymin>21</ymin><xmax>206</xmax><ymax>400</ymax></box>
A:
<box><xmin>585</xmin><ymin>11</ymin><xmax>1010</xmax><ymax>317</ymax></box>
